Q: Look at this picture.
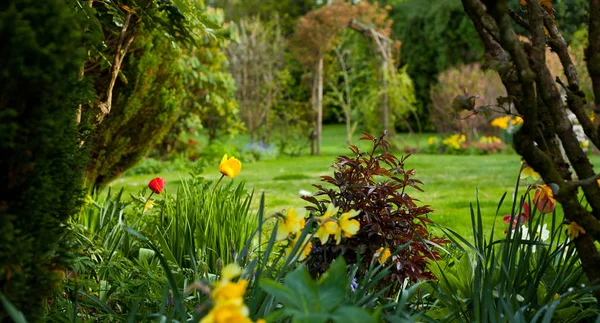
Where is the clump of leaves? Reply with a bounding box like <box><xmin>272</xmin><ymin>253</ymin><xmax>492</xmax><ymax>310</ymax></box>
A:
<box><xmin>302</xmin><ymin>132</ymin><xmax>448</xmax><ymax>288</ymax></box>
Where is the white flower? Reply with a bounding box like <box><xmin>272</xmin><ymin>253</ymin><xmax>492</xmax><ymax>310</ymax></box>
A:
<box><xmin>299</xmin><ymin>190</ymin><xmax>312</xmax><ymax>197</ymax></box>
<box><xmin>536</xmin><ymin>223</ymin><xmax>550</xmax><ymax>241</ymax></box>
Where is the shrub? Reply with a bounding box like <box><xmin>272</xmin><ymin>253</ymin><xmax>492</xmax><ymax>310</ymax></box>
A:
<box><xmin>85</xmin><ymin>28</ymin><xmax>186</xmax><ymax>188</ymax></box>
<box><xmin>301</xmin><ymin>133</ymin><xmax>448</xmax><ymax>289</ymax></box>
<box><xmin>430</xmin><ymin>63</ymin><xmax>506</xmax><ymax>136</ymax></box>
<box><xmin>0</xmin><ymin>0</ymin><xmax>86</xmax><ymax>320</ymax></box>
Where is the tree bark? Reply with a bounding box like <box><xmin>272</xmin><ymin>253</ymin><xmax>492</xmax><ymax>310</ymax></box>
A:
<box><xmin>317</xmin><ymin>56</ymin><xmax>323</xmax><ymax>155</ymax></box>
<box><xmin>461</xmin><ymin>0</ymin><xmax>600</xmax><ymax>301</ymax></box>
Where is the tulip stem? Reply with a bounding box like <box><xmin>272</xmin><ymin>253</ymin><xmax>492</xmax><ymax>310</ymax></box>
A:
<box><xmin>214</xmin><ymin>174</ymin><xmax>225</xmax><ymax>190</ymax></box>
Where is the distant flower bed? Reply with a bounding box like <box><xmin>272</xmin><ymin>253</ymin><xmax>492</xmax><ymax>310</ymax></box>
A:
<box><xmin>426</xmin><ymin>133</ymin><xmax>508</xmax><ymax>155</ymax></box>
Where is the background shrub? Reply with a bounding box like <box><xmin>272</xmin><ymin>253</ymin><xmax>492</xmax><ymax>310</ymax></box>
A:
<box><xmin>0</xmin><ymin>0</ymin><xmax>86</xmax><ymax>320</ymax></box>
<box><xmin>430</xmin><ymin>63</ymin><xmax>506</xmax><ymax>137</ymax></box>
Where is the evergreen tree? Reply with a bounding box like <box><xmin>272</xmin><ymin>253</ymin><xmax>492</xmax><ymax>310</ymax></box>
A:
<box><xmin>0</xmin><ymin>0</ymin><xmax>86</xmax><ymax>320</ymax></box>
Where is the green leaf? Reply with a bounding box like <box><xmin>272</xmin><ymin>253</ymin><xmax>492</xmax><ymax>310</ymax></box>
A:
<box><xmin>260</xmin><ymin>278</ymin><xmax>298</xmax><ymax>309</ymax></box>
<box><xmin>284</xmin><ymin>266</ymin><xmax>321</xmax><ymax>313</ymax></box>
<box><xmin>155</xmin><ymin>230</ymin><xmax>179</xmax><ymax>267</ymax></box>
<box><xmin>317</xmin><ymin>257</ymin><xmax>348</xmax><ymax>312</ymax></box>
<box><xmin>330</xmin><ymin>306</ymin><xmax>375</xmax><ymax>323</ymax></box>
<box><xmin>0</xmin><ymin>292</ymin><xmax>26</xmax><ymax>323</ymax></box>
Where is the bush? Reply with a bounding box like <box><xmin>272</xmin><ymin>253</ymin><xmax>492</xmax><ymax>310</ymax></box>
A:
<box><xmin>85</xmin><ymin>28</ymin><xmax>186</xmax><ymax>188</ymax></box>
<box><xmin>0</xmin><ymin>0</ymin><xmax>86</xmax><ymax>320</ymax></box>
<box><xmin>301</xmin><ymin>133</ymin><xmax>448</xmax><ymax>289</ymax></box>
<box><xmin>430</xmin><ymin>63</ymin><xmax>506</xmax><ymax>136</ymax></box>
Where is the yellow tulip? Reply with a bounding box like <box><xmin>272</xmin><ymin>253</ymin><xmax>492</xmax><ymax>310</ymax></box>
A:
<box><xmin>219</xmin><ymin>154</ymin><xmax>242</xmax><ymax>178</ymax></box>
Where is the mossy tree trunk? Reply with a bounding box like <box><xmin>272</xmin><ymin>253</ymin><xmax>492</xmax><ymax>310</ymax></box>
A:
<box><xmin>461</xmin><ymin>0</ymin><xmax>600</xmax><ymax>301</ymax></box>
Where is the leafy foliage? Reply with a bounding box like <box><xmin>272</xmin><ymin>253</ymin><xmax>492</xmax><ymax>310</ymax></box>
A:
<box><xmin>302</xmin><ymin>132</ymin><xmax>448</xmax><ymax>287</ymax></box>
<box><xmin>85</xmin><ymin>28</ymin><xmax>186</xmax><ymax>188</ymax></box>
<box><xmin>175</xmin><ymin>8</ymin><xmax>243</xmax><ymax>144</ymax></box>
<box><xmin>426</xmin><ymin>186</ymin><xmax>599</xmax><ymax>321</ymax></box>
<box><xmin>0</xmin><ymin>0</ymin><xmax>86</xmax><ymax>320</ymax></box>
<box><xmin>260</xmin><ymin>258</ymin><xmax>376</xmax><ymax>323</ymax></box>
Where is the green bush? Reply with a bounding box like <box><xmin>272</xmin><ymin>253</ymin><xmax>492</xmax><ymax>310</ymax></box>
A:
<box><xmin>0</xmin><ymin>0</ymin><xmax>86</xmax><ymax>320</ymax></box>
<box><xmin>85</xmin><ymin>28</ymin><xmax>186</xmax><ymax>188</ymax></box>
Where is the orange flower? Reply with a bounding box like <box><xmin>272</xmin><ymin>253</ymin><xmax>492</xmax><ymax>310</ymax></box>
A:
<box><xmin>533</xmin><ymin>185</ymin><xmax>555</xmax><ymax>214</ymax></box>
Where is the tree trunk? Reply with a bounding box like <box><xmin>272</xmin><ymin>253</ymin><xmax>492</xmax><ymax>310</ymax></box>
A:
<box><xmin>317</xmin><ymin>56</ymin><xmax>323</xmax><ymax>155</ymax></box>
<box><xmin>345</xmin><ymin>112</ymin><xmax>352</xmax><ymax>145</ymax></box>
<box><xmin>381</xmin><ymin>54</ymin><xmax>389</xmax><ymax>133</ymax></box>
<box><xmin>311</xmin><ymin>63</ymin><xmax>317</xmax><ymax>155</ymax></box>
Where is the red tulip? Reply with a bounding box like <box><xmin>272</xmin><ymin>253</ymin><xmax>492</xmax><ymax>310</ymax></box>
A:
<box><xmin>503</xmin><ymin>202</ymin><xmax>530</xmax><ymax>233</ymax></box>
<box><xmin>148</xmin><ymin>177</ymin><xmax>165</xmax><ymax>194</ymax></box>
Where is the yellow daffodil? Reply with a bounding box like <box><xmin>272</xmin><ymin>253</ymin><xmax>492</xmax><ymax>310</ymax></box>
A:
<box><xmin>221</xmin><ymin>263</ymin><xmax>242</xmax><ymax>282</ymax></box>
<box><xmin>553</xmin><ymin>293</ymin><xmax>559</xmax><ymax>301</ymax></box>
<box><xmin>316</xmin><ymin>219</ymin><xmax>340</xmax><ymax>245</ymax></box>
<box><xmin>479</xmin><ymin>136</ymin><xmax>502</xmax><ymax>144</ymax></box>
<box><xmin>200</xmin><ymin>263</ymin><xmax>265</xmax><ymax>323</ymax></box>
<box><xmin>285</xmin><ymin>234</ymin><xmax>312</xmax><ymax>262</ymax></box>
<box><xmin>201</xmin><ymin>301</ymin><xmax>252</xmax><ymax>323</ymax></box>
<box><xmin>275</xmin><ymin>208</ymin><xmax>307</xmax><ymax>241</ymax></box>
<box><xmin>143</xmin><ymin>200</ymin><xmax>154</xmax><ymax>213</ymax></box>
<box><xmin>315</xmin><ymin>204</ymin><xmax>339</xmax><ymax>245</ymax></box>
<box><xmin>491</xmin><ymin>115</ymin><xmax>522</xmax><ymax>130</ymax></box>
<box><xmin>375</xmin><ymin>247</ymin><xmax>391</xmax><ymax>264</ymax></box>
<box><xmin>428</xmin><ymin>136</ymin><xmax>439</xmax><ymax>145</ymax></box>
<box><xmin>566</xmin><ymin>221</ymin><xmax>586</xmax><ymax>239</ymax></box>
<box><xmin>442</xmin><ymin>134</ymin><xmax>466</xmax><ymax>150</ymax></box>
<box><xmin>511</xmin><ymin>116</ymin><xmax>523</xmax><ymax>125</ymax></box>
<box><xmin>212</xmin><ymin>279</ymin><xmax>248</xmax><ymax>304</ymax></box>
<box><xmin>339</xmin><ymin>209</ymin><xmax>360</xmax><ymax>238</ymax></box>
<box><xmin>491</xmin><ymin>116</ymin><xmax>509</xmax><ymax>130</ymax></box>
<box><xmin>219</xmin><ymin>154</ymin><xmax>242</xmax><ymax>178</ymax></box>
<box><xmin>520</xmin><ymin>161</ymin><xmax>541</xmax><ymax>181</ymax></box>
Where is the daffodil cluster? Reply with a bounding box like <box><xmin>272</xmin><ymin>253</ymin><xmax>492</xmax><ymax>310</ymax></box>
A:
<box><xmin>442</xmin><ymin>134</ymin><xmax>466</xmax><ymax>150</ymax></box>
<box><xmin>275</xmin><ymin>207</ymin><xmax>312</xmax><ymax>261</ymax></box>
<box><xmin>315</xmin><ymin>204</ymin><xmax>360</xmax><ymax>246</ymax></box>
<box><xmin>490</xmin><ymin>115</ymin><xmax>523</xmax><ymax>130</ymax></box>
<box><xmin>478</xmin><ymin>135</ymin><xmax>502</xmax><ymax>144</ymax></box>
<box><xmin>201</xmin><ymin>263</ymin><xmax>264</xmax><ymax>323</ymax></box>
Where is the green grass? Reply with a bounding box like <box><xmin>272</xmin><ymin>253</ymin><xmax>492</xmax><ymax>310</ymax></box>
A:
<box><xmin>108</xmin><ymin>125</ymin><xmax>600</xmax><ymax>239</ymax></box>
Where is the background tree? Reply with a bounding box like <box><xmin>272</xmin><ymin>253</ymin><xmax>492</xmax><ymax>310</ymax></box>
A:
<box><xmin>390</xmin><ymin>0</ymin><xmax>484</xmax><ymax>130</ymax></box>
<box><xmin>227</xmin><ymin>16</ymin><xmax>287</xmax><ymax>143</ymax></box>
<box><xmin>460</xmin><ymin>0</ymin><xmax>600</xmax><ymax>299</ymax></box>
<box><xmin>0</xmin><ymin>0</ymin><xmax>87</xmax><ymax>319</ymax></box>
<box><xmin>292</xmin><ymin>1</ymin><xmax>354</xmax><ymax>155</ymax></box>
<box><xmin>75</xmin><ymin>1</ymin><xmax>239</xmax><ymax>188</ymax></box>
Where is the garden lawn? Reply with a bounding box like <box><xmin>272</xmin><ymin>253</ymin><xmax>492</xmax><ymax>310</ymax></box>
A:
<box><xmin>109</xmin><ymin>125</ymin><xmax>600</xmax><ymax>239</ymax></box>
